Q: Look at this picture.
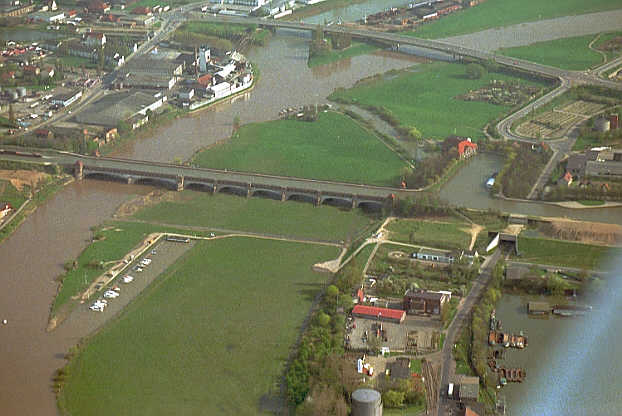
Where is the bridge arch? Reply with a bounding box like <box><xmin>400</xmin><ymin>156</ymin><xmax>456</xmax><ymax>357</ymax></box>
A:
<box><xmin>321</xmin><ymin>196</ymin><xmax>353</xmax><ymax>209</ymax></box>
<box><xmin>133</xmin><ymin>177</ymin><xmax>178</xmax><ymax>190</ymax></box>
<box><xmin>252</xmin><ymin>189</ymin><xmax>282</xmax><ymax>201</ymax></box>
<box><xmin>218</xmin><ymin>185</ymin><xmax>248</xmax><ymax>197</ymax></box>
<box><xmin>357</xmin><ymin>200</ymin><xmax>384</xmax><ymax>212</ymax></box>
<box><xmin>185</xmin><ymin>182</ymin><xmax>215</xmax><ymax>193</ymax></box>
<box><xmin>83</xmin><ymin>171</ymin><xmax>128</xmax><ymax>183</ymax></box>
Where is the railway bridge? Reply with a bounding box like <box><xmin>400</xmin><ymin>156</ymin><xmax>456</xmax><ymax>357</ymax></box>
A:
<box><xmin>71</xmin><ymin>156</ymin><xmax>392</xmax><ymax>210</ymax></box>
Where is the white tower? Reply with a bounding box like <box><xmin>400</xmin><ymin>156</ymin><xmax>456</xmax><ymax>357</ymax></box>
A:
<box><xmin>199</xmin><ymin>46</ymin><xmax>210</xmax><ymax>73</ymax></box>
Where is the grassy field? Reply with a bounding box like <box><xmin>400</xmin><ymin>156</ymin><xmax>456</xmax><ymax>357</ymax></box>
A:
<box><xmin>386</xmin><ymin>218</ymin><xmax>472</xmax><ymax>250</ymax></box>
<box><xmin>499</xmin><ymin>35</ymin><xmax>604</xmax><ymax>70</ymax></box>
<box><xmin>192</xmin><ymin>111</ymin><xmax>407</xmax><ymax>186</ymax></box>
<box><xmin>0</xmin><ymin>180</ymin><xmax>27</xmax><ymax>210</ymax></box>
<box><xmin>132</xmin><ymin>191</ymin><xmax>377</xmax><ymax>242</ymax></box>
<box><xmin>308</xmin><ymin>42</ymin><xmax>379</xmax><ymax>67</ymax></box>
<box><xmin>516</xmin><ymin>236</ymin><xmax>622</xmax><ymax>269</ymax></box>
<box><xmin>59</xmin><ymin>238</ymin><xmax>338</xmax><ymax>415</ymax></box>
<box><xmin>329</xmin><ymin>62</ymin><xmax>547</xmax><ymax>141</ymax></box>
<box><xmin>57</xmin><ymin>55</ymin><xmax>96</xmax><ymax>69</ymax></box>
<box><xmin>407</xmin><ymin>0</ymin><xmax>622</xmax><ymax>39</ymax></box>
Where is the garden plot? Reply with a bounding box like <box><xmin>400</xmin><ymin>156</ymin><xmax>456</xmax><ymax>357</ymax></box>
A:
<box><xmin>516</xmin><ymin>100</ymin><xmax>607</xmax><ymax>138</ymax></box>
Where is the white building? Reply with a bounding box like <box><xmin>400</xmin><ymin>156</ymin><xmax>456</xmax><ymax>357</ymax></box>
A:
<box><xmin>51</xmin><ymin>89</ymin><xmax>82</xmax><ymax>107</ymax></box>
<box><xmin>215</xmin><ymin>62</ymin><xmax>236</xmax><ymax>79</ymax></box>
<box><xmin>210</xmin><ymin>82</ymin><xmax>231</xmax><ymax>99</ymax></box>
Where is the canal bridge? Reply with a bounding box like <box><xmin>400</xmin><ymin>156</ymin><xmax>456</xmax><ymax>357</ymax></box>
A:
<box><xmin>68</xmin><ymin>154</ymin><xmax>393</xmax><ymax>209</ymax></box>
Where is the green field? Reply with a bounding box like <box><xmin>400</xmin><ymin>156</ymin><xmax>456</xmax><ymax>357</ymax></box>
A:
<box><xmin>133</xmin><ymin>191</ymin><xmax>377</xmax><ymax>241</ymax></box>
<box><xmin>407</xmin><ymin>0</ymin><xmax>622</xmax><ymax>39</ymax></box>
<box><xmin>59</xmin><ymin>238</ymin><xmax>338</xmax><ymax>415</ymax></box>
<box><xmin>192</xmin><ymin>111</ymin><xmax>407</xmax><ymax>186</ymax></box>
<box><xmin>0</xmin><ymin>180</ymin><xmax>27</xmax><ymax>210</ymax></box>
<box><xmin>499</xmin><ymin>35</ymin><xmax>604</xmax><ymax>70</ymax></box>
<box><xmin>592</xmin><ymin>31</ymin><xmax>622</xmax><ymax>60</ymax></box>
<box><xmin>329</xmin><ymin>62</ymin><xmax>546</xmax><ymax>141</ymax></box>
<box><xmin>386</xmin><ymin>218</ymin><xmax>471</xmax><ymax>250</ymax></box>
<box><xmin>516</xmin><ymin>236</ymin><xmax>622</xmax><ymax>269</ymax></box>
<box><xmin>308</xmin><ymin>41</ymin><xmax>379</xmax><ymax>67</ymax></box>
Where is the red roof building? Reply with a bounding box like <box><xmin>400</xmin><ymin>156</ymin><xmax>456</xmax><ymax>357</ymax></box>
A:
<box><xmin>560</xmin><ymin>171</ymin><xmax>573</xmax><ymax>186</ymax></box>
<box><xmin>352</xmin><ymin>305</ymin><xmax>406</xmax><ymax>323</ymax></box>
<box><xmin>197</xmin><ymin>73</ymin><xmax>212</xmax><ymax>87</ymax></box>
<box><xmin>458</xmin><ymin>139</ymin><xmax>478</xmax><ymax>159</ymax></box>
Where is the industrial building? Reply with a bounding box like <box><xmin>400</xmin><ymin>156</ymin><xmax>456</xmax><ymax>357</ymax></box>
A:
<box><xmin>51</xmin><ymin>89</ymin><xmax>82</xmax><ymax>107</ymax></box>
<box><xmin>74</xmin><ymin>90</ymin><xmax>165</xmax><ymax>128</ymax></box>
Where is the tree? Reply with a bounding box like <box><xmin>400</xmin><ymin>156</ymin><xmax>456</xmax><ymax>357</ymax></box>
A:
<box><xmin>382</xmin><ymin>390</ymin><xmax>405</xmax><ymax>408</ymax></box>
<box><xmin>465</xmin><ymin>63</ymin><xmax>486</xmax><ymax>79</ymax></box>
<box><xmin>316</xmin><ymin>311</ymin><xmax>331</xmax><ymax>327</ymax></box>
<box><xmin>408</xmin><ymin>126</ymin><xmax>422</xmax><ymax>141</ymax></box>
<box><xmin>117</xmin><ymin>120</ymin><xmax>130</xmax><ymax>135</ymax></box>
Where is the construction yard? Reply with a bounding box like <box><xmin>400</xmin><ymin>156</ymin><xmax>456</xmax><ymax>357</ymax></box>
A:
<box><xmin>516</xmin><ymin>100</ymin><xmax>607</xmax><ymax>138</ymax></box>
<box><xmin>456</xmin><ymin>80</ymin><xmax>542</xmax><ymax>107</ymax></box>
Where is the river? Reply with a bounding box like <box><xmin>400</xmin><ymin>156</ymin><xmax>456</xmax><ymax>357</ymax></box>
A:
<box><xmin>1</xmin><ymin>13</ymin><xmax>622</xmax><ymax>416</ymax></box>
<box><xmin>495</xmin><ymin>291</ymin><xmax>622</xmax><ymax>415</ymax></box>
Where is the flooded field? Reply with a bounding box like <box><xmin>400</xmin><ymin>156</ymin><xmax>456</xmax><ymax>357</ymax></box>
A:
<box><xmin>443</xmin><ymin>9</ymin><xmax>622</xmax><ymax>51</ymax></box>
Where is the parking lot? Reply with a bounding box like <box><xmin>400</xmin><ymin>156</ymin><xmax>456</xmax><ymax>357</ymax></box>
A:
<box><xmin>58</xmin><ymin>239</ymin><xmax>195</xmax><ymax>335</ymax></box>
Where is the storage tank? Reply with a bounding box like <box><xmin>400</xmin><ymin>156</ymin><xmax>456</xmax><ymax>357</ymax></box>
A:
<box><xmin>594</xmin><ymin>117</ymin><xmax>610</xmax><ymax>132</ymax></box>
<box><xmin>16</xmin><ymin>86</ymin><xmax>27</xmax><ymax>97</ymax></box>
<box><xmin>351</xmin><ymin>388</ymin><xmax>382</xmax><ymax>416</ymax></box>
<box><xmin>8</xmin><ymin>90</ymin><xmax>19</xmax><ymax>101</ymax></box>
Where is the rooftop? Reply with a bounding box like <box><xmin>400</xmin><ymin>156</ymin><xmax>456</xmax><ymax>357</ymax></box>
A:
<box><xmin>74</xmin><ymin>90</ymin><xmax>160</xmax><ymax>127</ymax></box>
<box><xmin>352</xmin><ymin>305</ymin><xmax>406</xmax><ymax>321</ymax></box>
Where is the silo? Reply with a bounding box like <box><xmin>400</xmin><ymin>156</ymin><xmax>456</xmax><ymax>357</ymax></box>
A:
<box><xmin>594</xmin><ymin>117</ymin><xmax>610</xmax><ymax>133</ymax></box>
<box><xmin>16</xmin><ymin>86</ymin><xmax>27</xmax><ymax>97</ymax></box>
<box><xmin>351</xmin><ymin>388</ymin><xmax>382</xmax><ymax>416</ymax></box>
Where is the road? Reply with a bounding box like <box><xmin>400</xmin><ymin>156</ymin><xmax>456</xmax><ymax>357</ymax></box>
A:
<box><xmin>436</xmin><ymin>249</ymin><xmax>503</xmax><ymax>416</ymax></box>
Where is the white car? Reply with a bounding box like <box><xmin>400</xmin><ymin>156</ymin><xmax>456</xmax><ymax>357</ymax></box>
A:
<box><xmin>104</xmin><ymin>290</ymin><xmax>120</xmax><ymax>299</ymax></box>
<box><xmin>123</xmin><ymin>275</ymin><xmax>134</xmax><ymax>283</ymax></box>
<box><xmin>89</xmin><ymin>304</ymin><xmax>104</xmax><ymax>312</ymax></box>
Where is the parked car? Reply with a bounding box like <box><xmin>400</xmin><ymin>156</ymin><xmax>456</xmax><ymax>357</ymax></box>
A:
<box><xmin>123</xmin><ymin>275</ymin><xmax>134</xmax><ymax>283</ymax></box>
<box><xmin>104</xmin><ymin>290</ymin><xmax>120</xmax><ymax>299</ymax></box>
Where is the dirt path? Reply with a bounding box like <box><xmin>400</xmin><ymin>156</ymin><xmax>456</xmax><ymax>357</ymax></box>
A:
<box><xmin>466</xmin><ymin>224</ymin><xmax>484</xmax><ymax>251</ymax></box>
<box><xmin>588</xmin><ymin>33</ymin><xmax>608</xmax><ymax>66</ymax></box>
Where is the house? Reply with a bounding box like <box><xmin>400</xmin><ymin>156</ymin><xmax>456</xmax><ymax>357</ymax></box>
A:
<box><xmin>85</xmin><ymin>32</ymin><xmax>106</xmax><ymax>47</ymax></box>
<box><xmin>458</xmin><ymin>138</ymin><xmax>477</xmax><ymax>159</ymax></box>
<box><xmin>0</xmin><ymin>0</ymin><xmax>35</xmax><ymax>17</ymax></box>
<box><xmin>41</xmin><ymin>66</ymin><xmax>55</xmax><ymax>78</ymax></box>
<box><xmin>566</xmin><ymin>153</ymin><xmax>587</xmax><ymax>177</ymax></box>
<box><xmin>130</xmin><ymin>14</ymin><xmax>154</xmax><ymax>25</ymax></box>
<box><xmin>386</xmin><ymin>358</ymin><xmax>411</xmax><ymax>380</ymax></box>
<box><xmin>197</xmin><ymin>73</ymin><xmax>213</xmax><ymax>87</ymax></box>
<box><xmin>458</xmin><ymin>376</ymin><xmax>479</xmax><ymax>402</ymax></box>
<box><xmin>179</xmin><ymin>88</ymin><xmax>194</xmax><ymax>101</ymax></box>
<box><xmin>412</xmin><ymin>248</ymin><xmax>456</xmax><ymax>264</ymax></box>
<box><xmin>51</xmin><ymin>89</ymin><xmax>82</xmax><ymax>107</ymax></box>
<box><xmin>558</xmin><ymin>171</ymin><xmax>573</xmax><ymax>186</ymax></box>
<box><xmin>35</xmin><ymin>128</ymin><xmax>52</xmax><ymax>138</ymax></box>
<box><xmin>48</xmin><ymin>0</ymin><xmax>57</xmax><ymax>10</ymax></box>
<box><xmin>131</xmin><ymin>6</ymin><xmax>151</xmax><ymax>15</ymax></box>
<box><xmin>403</xmin><ymin>289</ymin><xmax>450</xmax><ymax>315</ymax></box>
<box><xmin>209</xmin><ymin>82</ymin><xmax>231</xmax><ymax>99</ymax></box>
<box><xmin>87</xmin><ymin>0</ymin><xmax>110</xmax><ymax>13</ymax></box>
<box><xmin>67</xmin><ymin>9</ymin><xmax>77</xmax><ymax>17</ymax></box>
<box><xmin>351</xmin><ymin>305</ymin><xmax>406</xmax><ymax>324</ymax></box>
<box><xmin>0</xmin><ymin>202</ymin><xmax>13</xmax><ymax>218</ymax></box>
<box><xmin>23</xmin><ymin>65</ymin><xmax>40</xmax><ymax>76</ymax></box>
<box><xmin>105</xmin><ymin>128</ymin><xmax>117</xmax><ymax>142</ymax></box>
<box><xmin>31</xmin><ymin>11</ymin><xmax>65</xmax><ymax>23</ymax></box>
<box><xmin>128</xmin><ymin>113</ymin><xmax>148</xmax><ymax>129</ymax></box>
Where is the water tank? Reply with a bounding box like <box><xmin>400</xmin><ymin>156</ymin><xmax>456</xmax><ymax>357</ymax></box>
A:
<box><xmin>16</xmin><ymin>87</ymin><xmax>27</xmax><ymax>97</ymax></box>
<box><xmin>352</xmin><ymin>388</ymin><xmax>382</xmax><ymax>416</ymax></box>
<box><xmin>594</xmin><ymin>117</ymin><xmax>610</xmax><ymax>132</ymax></box>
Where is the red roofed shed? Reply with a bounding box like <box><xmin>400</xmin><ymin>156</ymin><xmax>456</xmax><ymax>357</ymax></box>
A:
<box><xmin>198</xmin><ymin>73</ymin><xmax>212</xmax><ymax>87</ymax></box>
<box><xmin>352</xmin><ymin>305</ymin><xmax>406</xmax><ymax>324</ymax></box>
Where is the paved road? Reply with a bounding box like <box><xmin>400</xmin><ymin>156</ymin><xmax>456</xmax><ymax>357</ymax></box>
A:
<box><xmin>437</xmin><ymin>249</ymin><xmax>502</xmax><ymax>416</ymax></box>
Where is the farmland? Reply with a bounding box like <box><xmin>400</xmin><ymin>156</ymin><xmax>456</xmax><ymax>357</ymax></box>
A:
<box><xmin>329</xmin><ymin>62</ymin><xmax>548</xmax><ymax>141</ymax></box>
<box><xmin>499</xmin><ymin>35</ymin><xmax>604</xmax><ymax>70</ymax></box>
<box><xmin>0</xmin><ymin>180</ymin><xmax>27</xmax><ymax>212</ymax></box>
<box><xmin>58</xmin><ymin>238</ymin><xmax>338</xmax><ymax>416</ymax></box>
<box><xmin>406</xmin><ymin>0</ymin><xmax>622</xmax><ymax>39</ymax></box>
<box><xmin>386</xmin><ymin>218</ymin><xmax>472</xmax><ymax>250</ymax></box>
<box><xmin>132</xmin><ymin>190</ymin><xmax>379</xmax><ymax>242</ymax></box>
<box><xmin>516</xmin><ymin>100</ymin><xmax>606</xmax><ymax>139</ymax></box>
<box><xmin>192</xmin><ymin>111</ymin><xmax>407</xmax><ymax>186</ymax></box>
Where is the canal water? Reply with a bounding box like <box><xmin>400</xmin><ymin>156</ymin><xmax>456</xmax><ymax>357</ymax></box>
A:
<box><xmin>2</xmin><ymin>19</ymin><xmax>622</xmax><ymax>416</ymax></box>
<box><xmin>302</xmin><ymin>0</ymin><xmax>413</xmax><ymax>25</ymax></box>
<box><xmin>495</xmin><ymin>291</ymin><xmax>622</xmax><ymax>415</ymax></box>
<box><xmin>439</xmin><ymin>153</ymin><xmax>622</xmax><ymax>224</ymax></box>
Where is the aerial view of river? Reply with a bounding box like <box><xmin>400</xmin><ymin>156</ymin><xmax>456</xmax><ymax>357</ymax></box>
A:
<box><xmin>1</xmin><ymin>11</ymin><xmax>622</xmax><ymax>415</ymax></box>
<box><xmin>302</xmin><ymin>0</ymin><xmax>412</xmax><ymax>25</ymax></box>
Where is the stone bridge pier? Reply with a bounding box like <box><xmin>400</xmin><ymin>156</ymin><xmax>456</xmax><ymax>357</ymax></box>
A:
<box><xmin>177</xmin><ymin>175</ymin><xmax>184</xmax><ymax>192</ymax></box>
<box><xmin>74</xmin><ymin>161</ymin><xmax>83</xmax><ymax>180</ymax></box>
